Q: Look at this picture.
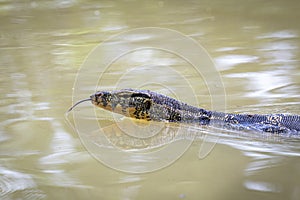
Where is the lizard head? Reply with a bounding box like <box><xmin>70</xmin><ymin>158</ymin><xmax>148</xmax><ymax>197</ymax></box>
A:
<box><xmin>91</xmin><ymin>89</ymin><xmax>152</xmax><ymax>120</ymax></box>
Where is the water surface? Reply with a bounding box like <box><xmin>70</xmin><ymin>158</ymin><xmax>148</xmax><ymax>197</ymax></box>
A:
<box><xmin>1</xmin><ymin>0</ymin><xmax>300</xmax><ymax>199</ymax></box>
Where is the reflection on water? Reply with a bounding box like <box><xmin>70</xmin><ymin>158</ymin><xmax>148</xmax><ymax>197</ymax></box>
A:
<box><xmin>257</xmin><ymin>30</ymin><xmax>298</xmax><ymax>40</ymax></box>
<box><xmin>215</xmin><ymin>54</ymin><xmax>259</xmax><ymax>71</ymax></box>
<box><xmin>0</xmin><ymin>167</ymin><xmax>45</xmax><ymax>199</ymax></box>
<box><xmin>216</xmin><ymin>126</ymin><xmax>300</xmax><ymax>194</ymax></box>
<box><xmin>244</xmin><ymin>180</ymin><xmax>281</xmax><ymax>193</ymax></box>
<box><xmin>1</xmin><ymin>0</ymin><xmax>300</xmax><ymax>199</ymax></box>
<box><xmin>227</xmin><ymin>70</ymin><xmax>297</xmax><ymax>101</ymax></box>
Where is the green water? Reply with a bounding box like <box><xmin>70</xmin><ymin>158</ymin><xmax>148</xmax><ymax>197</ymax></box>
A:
<box><xmin>1</xmin><ymin>0</ymin><xmax>300</xmax><ymax>199</ymax></box>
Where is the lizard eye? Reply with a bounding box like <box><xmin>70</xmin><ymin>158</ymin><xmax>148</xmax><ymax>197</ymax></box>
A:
<box><xmin>144</xmin><ymin>99</ymin><xmax>151</xmax><ymax>110</ymax></box>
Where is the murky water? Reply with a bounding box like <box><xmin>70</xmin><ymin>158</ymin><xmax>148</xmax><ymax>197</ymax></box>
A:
<box><xmin>1</xmin><ymin>0</ymin><xmax>300</xmax><ymax>199</ymax></box>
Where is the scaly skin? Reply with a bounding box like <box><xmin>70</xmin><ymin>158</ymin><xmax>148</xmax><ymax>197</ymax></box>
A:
<box><xmin>89</xmin><ymin>89</ymin><xmax>300</xmax><ymax>134</ymax></box>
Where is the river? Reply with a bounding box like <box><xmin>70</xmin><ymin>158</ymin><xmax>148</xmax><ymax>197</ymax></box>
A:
<box><xmin>0</xmin><ymin>0</ymin><xmax>300</xmax><ymax>199</ymax></box>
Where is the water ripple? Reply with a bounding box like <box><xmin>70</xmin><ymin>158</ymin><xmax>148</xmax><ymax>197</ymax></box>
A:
<box><xmin>256</xmin><ymin>30</ymin><xmax>298</xmax><ymax>39</ymax></box>
<box><xmin>0</xmin><ymin>167</ymin><xmax>45</xmax><ymax>199</ymax></box>
<box><xmin>214</xmin><ymin>54</ymin><xmax>259</xmax><ymax>71</ymax></box>
<box><xmin>244</xmin><ymin>180</ymin><xmax>281</xmax><ymax>193</ymax></box>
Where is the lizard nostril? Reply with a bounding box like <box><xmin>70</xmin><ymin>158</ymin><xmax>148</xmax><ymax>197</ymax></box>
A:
<box><xmin>90</xmin><ymin>94</ymin><xmax>96</xmax><ymax>104</ymax></box>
